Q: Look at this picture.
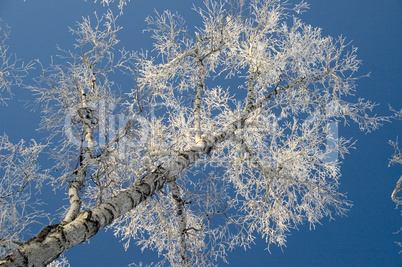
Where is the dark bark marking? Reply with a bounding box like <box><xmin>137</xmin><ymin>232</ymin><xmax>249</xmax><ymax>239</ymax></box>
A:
<box><xmin>104</xmin><ymin>207</ymin><xmax>115</xmax><ymax>222</ymax></box>
<box><xmin>14</xmin><ymin>249</ymin><xmax>27</xmax><ymax>266</ymax></box>
<box><xmin>105</xmin><ymin>202</ymin><xmax>118</xmax><ymax>214</ymax></box>
<box><xmin>126</xmin><ymin>192</ymin><xmax>135</xmax><ymax>208</ymax></box>
<box><xmin>180</xmin><ymin>153</ymin><xmax>189</xmax><ymax>161</ymax></box>
<box><xmin>58</xmin><ymin>227</ymin><xmax>67</xmax><ymax>244</ymax></box>
<box><xmin>83</xmin><ymin>219</ymin><xmax>90</xmax><ymax>235</ymax></box>
<box><xmin>135</xmin><ymin>189</ymin><xmax>145</xmax><ymax>202</ymax></box>
<box><xmin>25</xmin><ymin>225</ymin><xmax>57</xmax><ymax>245</ymax></box>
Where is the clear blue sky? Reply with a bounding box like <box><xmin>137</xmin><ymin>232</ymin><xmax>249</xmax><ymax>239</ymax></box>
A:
<box><xmin>0</xmin><ymin>0</ymin><xmax>401</xmax><ymax>266</ymax></box>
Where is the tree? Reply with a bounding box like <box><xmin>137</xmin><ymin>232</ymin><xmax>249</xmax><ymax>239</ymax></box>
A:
<box><xmin>0</xmin><ymin>0</ymin><xmax>387</xmax><ymax>266</ymax></box>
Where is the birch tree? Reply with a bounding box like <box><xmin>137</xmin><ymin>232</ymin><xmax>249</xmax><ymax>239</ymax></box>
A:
<box><xmin>0</xmin><ymin>0</ymin><xmax>387</xmax><ymax>266</ymax></box>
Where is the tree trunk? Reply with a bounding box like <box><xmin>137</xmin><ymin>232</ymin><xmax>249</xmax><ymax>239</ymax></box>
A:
<box><xmin>0</xmin><ymin>138</ymin><xmax>218</xmax><ymax>266</ymax></box>
<box><xmin>0</xmin><ymin>105</ymin><xmax>249</xmax><ymax>266</ymax></box>
<box><xmin>0</xmin><ymin>166</ymin><xmax>171</xmax><ymax>267</ymax></box>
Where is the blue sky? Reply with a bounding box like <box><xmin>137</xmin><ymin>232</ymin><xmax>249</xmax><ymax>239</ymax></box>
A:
<box><xmin>0</xmin><ymin>0</ymin><xmax>401</xmax><ymax>266</ymax></box>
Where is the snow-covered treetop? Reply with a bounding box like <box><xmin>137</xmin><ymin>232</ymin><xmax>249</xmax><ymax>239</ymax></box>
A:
<box><xmin>0</xmin><ymin>1</ymin><xmax>389</xmax><ymax>266</ymax></box>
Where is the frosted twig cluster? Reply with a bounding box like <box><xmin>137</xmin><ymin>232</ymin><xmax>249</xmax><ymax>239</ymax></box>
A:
<box><xmin>92</xmin><ymin>0</ymin><xmax>131</xmax><ymax>14</ymax></box>
<box><xmin>390</xmin><ymin>138</ymin><xmax>402</xmax><ymax>205</ymax></box>
<box><xmin>0</xmin><ymin>135</ymin><xmax>48</xmax><ymax>258</ymax></box>
<box><xmin>0</xmin><ymin>21</ymin><xmax>34</xmax><ymax>104</ymax></box>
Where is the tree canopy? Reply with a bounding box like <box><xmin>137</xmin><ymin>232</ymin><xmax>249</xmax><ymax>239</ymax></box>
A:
<box><xmin>0</xmin><ymin>0</ymin><xmax>399</xmax><ymax>266</ymax></box>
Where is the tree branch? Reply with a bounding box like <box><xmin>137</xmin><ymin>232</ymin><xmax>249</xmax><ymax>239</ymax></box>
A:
<box><xmin>168</xmin><ymin>180</ymin><xmax>190</xmax><ymax>266</ymax></box>
<box><xmin>392</xmin><ymin>175</ymin><xmax>402</xmax><ymax>206</ymax></box>
<box><xmin>193</xmin><ymin>50</ymin><xmax>206</xmax><ymax>144</ymax></box>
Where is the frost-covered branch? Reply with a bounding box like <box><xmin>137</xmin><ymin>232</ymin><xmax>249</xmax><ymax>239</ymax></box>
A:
<box><xmin>0</xmin><ymin>135</ymin><xmax>48</xmax><ymax>258</ymax></box>
<box><xmin>193</xmin><ymin>51</ymin><xmax>206</xmax><ymax>144</ymax></box>
<box><xmin>389</xmin><ymin>106</ymin><xmax>402</xmax><ymax>206</ymax></box>
<box><xmin>27</xmin><ymin>11</ymin><xmax>135</xmax><ymax>223</ymax></box>
<box><xmin>390</xmin><ymin>138</ymin><xmax>402</xmax><ymax>205</ymax></box>
<box><xmin>388</xmin><ymin>132</ymin><xmax>402</xmax><ymax>252</ymax></box>
<box><xmin>168</xmin><ymin>180</ymin><xmax>190</xmax><ymax>266</ymax></box>
<box><xmin>0</xmin><ymin>22</ymin><xmax>34</xmax><ymax>104</ymax></box>
<box><xmin>90</xmin><ymin>0</ymin><xmax>131</xmax><ymax>14</ymax></box>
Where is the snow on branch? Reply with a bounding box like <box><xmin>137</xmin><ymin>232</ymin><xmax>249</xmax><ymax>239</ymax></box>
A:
<box><xmin>92</xmin><ymin>0</ymin><xmax>131</xmax><ymax>14</ymax></box>
<box><xmin>0</xmin><ymin>21</ymin><xmax>34</xmax><ymax>105</ymax></box>
<box><xmin>390</xmin><ymin>137</ymin><xmax>402</xmax><ymax>205</ymax></box>
<box><xmin>0</xmin><ymin>135</ymin><xmax>48</xmax><ymax>258</ymax></box>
